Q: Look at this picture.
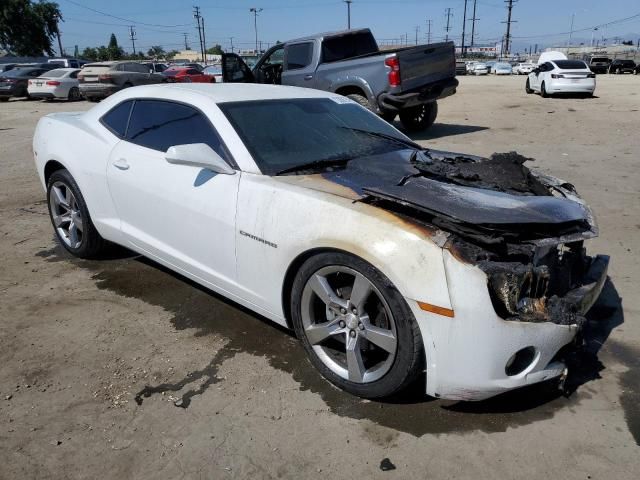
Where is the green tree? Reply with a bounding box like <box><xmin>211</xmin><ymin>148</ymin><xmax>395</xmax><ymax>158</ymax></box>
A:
<box><xmin>206</xmin><ymin>44</ymin><xmax>224</xmax><ymax>55</ymax></box>
<box><xmin>0</xmin><ymin>0</ymin><xmax>62</xmax><ymax>56</ymax></box>
<box><xmin>96</xmin><ymin>46</ymin><xmax>110</xmax><ymax>61</ymax></box>
<box><xmin>81</xmin><ymin>47</ymin><xmax>98</xmax><ymax>61</ymax></box>
<box><xmin>147</xmin><ymin>45</ymin><xmax>166</xmax><ymax>58</ymax></box>
<box><xmin>107</xmin><ymin>33</ymin><xmax>123</xmax><ymax>60</ymax></box>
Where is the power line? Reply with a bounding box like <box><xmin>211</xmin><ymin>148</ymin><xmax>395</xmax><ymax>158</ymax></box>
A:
<box><xmin>444</xmin><ymin>8</ymin><xmax>453</xmax><ymax>42</ymax></box>
<box><xmin>61</xmin><ymin>0</ymin><xmax>191</xmax><ymax>28</ymax></box>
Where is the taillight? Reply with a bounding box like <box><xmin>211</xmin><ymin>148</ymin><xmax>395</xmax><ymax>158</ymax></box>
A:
<box><xmin>28</xmin><ymin>80</ymin><xmax>33</xmax><ymax>85</ymax></box>
<box><xmin>46</xmin><ymin>80</ymin><xmax>60</xmax><ymax>86</ymax></box>
<box><xmin>385</xmin><ymin>56</ymin><xmax>401</xmax><ymax>87</ymax></box>
<box><xmin>551</xmin><ymin>74</ymin><xmax>564</xmax><ymax>79</ymax></box>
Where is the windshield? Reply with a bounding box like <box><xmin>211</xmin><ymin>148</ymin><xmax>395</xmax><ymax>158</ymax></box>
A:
<box><xmin>219</xmin><ymin>98</ymin><xmax>415</xmax><ymax>175</ymax></box>
<box><xmin>554</xmin><ymin>60</ymin><xmax>588</xmax><ymax>70</ymax></box>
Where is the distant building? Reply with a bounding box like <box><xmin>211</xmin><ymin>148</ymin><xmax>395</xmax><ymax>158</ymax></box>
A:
<box><xmin>455</xmin><ymin>44</ymin><xmax>501</xmax><ymax>58</ymax></box>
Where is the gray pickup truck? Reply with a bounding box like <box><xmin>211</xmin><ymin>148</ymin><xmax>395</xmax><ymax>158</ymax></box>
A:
<box><xmin>222</xmin><ymin>28</ymin><xmax>458</xmax><ymax>131</ymax></box>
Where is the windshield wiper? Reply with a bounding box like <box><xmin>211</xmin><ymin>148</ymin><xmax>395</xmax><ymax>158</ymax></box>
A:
<box><xmin>276</xmin><ymin>156</ymin><xmax>355</xmax><ymax>175</ymax></box>
<box><xmin>338</xmin><ymin>126</ymin><xmax>424</xmax><ymax>151</ymax></box>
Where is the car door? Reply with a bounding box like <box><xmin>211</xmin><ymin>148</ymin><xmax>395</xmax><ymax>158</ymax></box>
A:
<box><xmin>281</xmin><ymin>41</ymin><xmax>317</xmax><ymax>87</ymax></box>
<box><xmin>221</xmin><ymin>54</ymin><xmax>255</xmax><ymax>83</ymax></box>
<box><xmin>106</xmin><ymin>99</ymin><xmax>240</xmax><ymax>292</ymax></box>
<box><xmin>529</xmin><ymin>64</ymin><xmax>544</xmax><ymax>90</ymax></box>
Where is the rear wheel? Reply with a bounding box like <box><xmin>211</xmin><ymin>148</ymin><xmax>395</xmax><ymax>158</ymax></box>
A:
<box><xmin>346</xmin><ymin>93</ymin><xmax>370</xmax><ymax>110</ymax></box>
<box><xmin>47</xmin><ymin>169</ymin><xmax>108</xmax><ymax>259</ymax></box>
<box><xmin>399</xmin><ymin>101</ymin><xmax>438</xmax><ymax>132</ymax></box>
<box><xmin>525</xmin><ymin>78</ymin><xmax>533</xmax><ymax>94</ymax></box>
<box><xmin>540</xmin><ymin>82</ymin><xmax>549</xmax><ymax>98</ymax></box>
<box><xmin>67</xmin><ymin>87</ymin><xmax>80</xmax><ymax>101</ymax></box>
<box><xmin>291</xmin><ymin>252</ymin><xmax>424</xmax><ymax>399</ymax></box>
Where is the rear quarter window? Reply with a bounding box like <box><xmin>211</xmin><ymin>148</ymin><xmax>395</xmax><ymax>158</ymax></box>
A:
<box><xmin>100</xmin><ymin>100</ymin><xmax>134</xmax><ymax>138</ymax></box>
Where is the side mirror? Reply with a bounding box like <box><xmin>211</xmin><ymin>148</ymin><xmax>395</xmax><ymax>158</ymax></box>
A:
<box><xmin>165</xmin><ymin>143</ymin><xmax>235</xmax><ymax>175</ymax></box>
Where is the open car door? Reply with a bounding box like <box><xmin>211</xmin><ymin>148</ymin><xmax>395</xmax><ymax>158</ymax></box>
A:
<box><xmin>221</xmin><ymin>53</ymin><xmax>255</xmax><ymax>83</ymax></box>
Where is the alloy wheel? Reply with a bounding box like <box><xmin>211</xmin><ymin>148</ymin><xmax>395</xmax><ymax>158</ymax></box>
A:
<box><xmin>300</xmin><ymin>266</ymin><xmax>397</xmax><ymax>384</ymax></box>
<box><xmin>49</xmin><ymin>181</ymin><xmax>83</xmax><ymax>249</ymax></box>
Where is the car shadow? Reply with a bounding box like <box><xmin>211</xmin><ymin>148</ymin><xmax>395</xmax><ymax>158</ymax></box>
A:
<box><xmin>404</xmin><ymin>123</ymin><xmax>489</xmax><ymax>141</ymax></box>
<box><xmin>37</xmin><ymin>246</ymin><xmax>626</xmax><ymax>436</ymax></box>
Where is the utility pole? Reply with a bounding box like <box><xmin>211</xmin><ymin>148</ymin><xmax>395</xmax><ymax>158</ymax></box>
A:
<box><xmin>414</xmin><ymin>26</ymin><xmax>419</xmax><ymax>45</ymax></box>
<box><xmin>461</xmin><ymin>0</ymin><xmax>468</xmax><ymax>56</ymax></box>
<box><xmin>502</xmin><ymin>0</ymin><xmax>517</xmax><ymax>58</ymax></box>
<box><xmin>426</xmin><ymin>19</ymin><xmax>433</xmax><ymax>44</ymax></box>
<box><xmin>470</xmin><ymin>0</ymin><xmax>479</xmax><ymax>48</ymax></box>
<box><xmin>568</xmin><ymin>13</ymin><xmax>575</xmax><ymax>47</ymax></box>
<box><xmin>202</xmin><ymin>17</ymin><xmax>207</xmax><ymax>62</ymax></box>
<box><xmin>129</xmin><ymin>26</ymin><xmax>137</xmax><ymax>55</ymax></box>
<box><xmin>183</xmin><ymin>33</ymin><xmax>190</xmax><ymax>50</ymax></box>
<box><xmin>344</xmin><ymin>1</ymin><xmax>352</xmax><ymax>30</ymax></box>
<box><xmin>193</xmin><ymin>6</ymin><xmax>204</xmax><ymax>62</ymax></box>
<box><xmin>249</xmin><ymin>8</ymin><xmax>263</xmax><ymax>53</ymax></box>
<box><xmin>444</xmin><ymin>8</ymin><xmax>453</xmax><ymax>42</ymax></box>
<box><xmin>229</xmin><ymin>37</ymin><xmax>235</xmax><ymax>53</ymax></box>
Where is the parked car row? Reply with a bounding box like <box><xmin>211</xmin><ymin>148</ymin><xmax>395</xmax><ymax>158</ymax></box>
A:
<box><xmin>0</xmin><ymin>59</ymin><xmax>227</xmax><ymax>102</ymax></box>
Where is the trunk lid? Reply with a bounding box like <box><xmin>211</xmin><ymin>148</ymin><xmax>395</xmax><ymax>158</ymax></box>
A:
<box><xmin>393</xmin><ymin>42</ymin><xmax>456</xmax><ymax>92</ymax></box>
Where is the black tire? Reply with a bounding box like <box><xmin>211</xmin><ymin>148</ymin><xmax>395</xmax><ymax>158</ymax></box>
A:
<box><xmin>525</xmin><ymin>78</ymin><xmax>533</xmax><ymax>94</ymax></box>
<box><xmin>346</xmin><ymin>93</ymin><xmax>371</xmax><ymax>110</ymax></box>
<box><xmin>0</xmin><ymin>97</ymin><xmax>8</xmax><ymax>102</ymax></box>
<box><xmin>123</xmin><ymin>82</ymin><xmax>133</xmax><ymax>89</ymax></box>
<box><xmin>67</xmin><ymin>87</ymin><xmax>80</xmax><ymax>101</ymax></box>
<box><xmin>399</xmin><ymin>101</ymin><xmax>438</xmax><ymax>132</ymax></box>
<box><xmin>380</xmin><ymin>110</ymin><xmax>397</xmax><ymax>122</ymax></box>
<box><xmin>291</xmin><ymin>252</ymin><xmax>424</xmax><ymax>399</ymax></box>
<box><xmin>540</xmin><ymin>82</ymin><xmax>549</xmax><ymax>98</ymax></box>
<box><xmin>46</xmin><ymin>169</ymin><xmax>108</xmax><ymax>259</ymax></box>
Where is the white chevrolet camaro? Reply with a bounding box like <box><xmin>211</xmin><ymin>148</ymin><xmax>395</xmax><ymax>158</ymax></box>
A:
<box><xmin>33</xmin><ymin>84</ymin><xmax>608</xmax><ymax>400</ymax></box>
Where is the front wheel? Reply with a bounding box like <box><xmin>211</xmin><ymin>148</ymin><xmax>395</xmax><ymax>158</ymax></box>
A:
<box><xmin>291</xmin><ymin>252</ymin><xmax>424</xmax><ymax>398</ymax></box>
<box><xmin>399</xmin><ymin>102</ymin><xmax>438</xmax><ymax>132</ymax></box>
<box><xmin>47</xmin><ymin>169</ymin><xmax>108</xmax><ymax>258</ymax></box>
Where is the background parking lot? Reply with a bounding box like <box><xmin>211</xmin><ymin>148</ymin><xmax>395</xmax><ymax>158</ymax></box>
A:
<box><xmin>1</xmin><ymin>75</ymin><xmax>639</xmax><ymax>479</ymax></box>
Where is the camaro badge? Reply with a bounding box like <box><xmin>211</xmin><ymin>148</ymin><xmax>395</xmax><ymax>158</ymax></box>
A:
<box><xmin>239</xmin><ymin>230</ymin><xmax>278</xmax><ymax>249</ymax></box>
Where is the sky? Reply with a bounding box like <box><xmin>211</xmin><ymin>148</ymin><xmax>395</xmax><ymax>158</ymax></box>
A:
<box><xmin>55</xmin><ymin>0</ymin><xmax>640</xmax><ymax>55</ymax></box>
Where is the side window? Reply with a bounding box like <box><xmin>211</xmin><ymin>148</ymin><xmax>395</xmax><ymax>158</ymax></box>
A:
<box><xmin>264</xmin><ymin>47</ymin><xmax>284</xmax><ymax>66</ymax></box>
<box><xmin>126</xmin><ymin>100</ymin><xmax>228</xmax><ymax>160</ymax></box>
<box><xmin>70</xmin><ymin>70</ymin><xmax>79</xmax><ymax>79</ymax></box>
<box><xmin>286</xmin><ymin>43</ymin><xmax>313</xmax><ymax>70</ymax></box>
<box><xmin>544</xmin><ymin>62</ymin><xmax>553</xmax><ymax>71</ymax></box>
<box><xmin>186</xmin><ymin>69</ymin><xmax>199</xmax><ymax>75</ymax></box>
<box><xmin>117</xmin><ymin>64</ymin><xmax>125</xmax><ymax>72</ymax></box>
<box><xmin>101</xmin><ymin>100</ymin><xmax>134</xmax><ymax>138</ymax></box>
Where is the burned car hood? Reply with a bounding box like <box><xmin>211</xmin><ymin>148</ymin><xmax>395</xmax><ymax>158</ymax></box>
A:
<box><xmin>281</xmin><ymin>148</ymin><xmax>596</xmax><ymax>242</ymax></box>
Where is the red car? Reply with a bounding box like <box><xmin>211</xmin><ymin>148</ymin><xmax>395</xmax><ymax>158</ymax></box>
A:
<box><xmin>162</xmin><ymin>67</ymin><xmax>215</xmax><ymax>83</ymax></box>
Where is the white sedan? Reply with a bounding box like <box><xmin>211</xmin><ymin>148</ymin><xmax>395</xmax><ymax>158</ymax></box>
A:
<box><xmin>526</xmin><ymin>59</ymin><xmax>596</xmax><ymax>97</ymax></box>
<box><xmin>33</xmin><ymin>84</ymin><xmax>608</xmax><ymax>400</ymax></box>
<box><xmin>27</xmin><ymin>68</ymin><xmax>81</xmax><ymax>101</ymax></box>
<box><xmin>471</xmin><ymin>63</ymin><xmax>489</xmax><ymax>75</ymax></box>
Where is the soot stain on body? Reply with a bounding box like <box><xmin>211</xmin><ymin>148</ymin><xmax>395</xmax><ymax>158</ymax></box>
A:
<box><xmin>38</xmin><ymin>246</ymin><xmax>631</xmax><ymax>438</ymax></box>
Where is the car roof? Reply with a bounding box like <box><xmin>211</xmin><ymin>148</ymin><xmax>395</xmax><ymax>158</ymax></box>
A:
<box><xmin>117</xmin><ymin>83</ymin><xmax>343</xmax><ymax>103</ymax></box>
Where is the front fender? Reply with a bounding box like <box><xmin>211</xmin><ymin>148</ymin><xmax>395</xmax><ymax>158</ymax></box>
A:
<box><xmin>235</xmin><ymin>173</ymin><xmax>452</xmax><ymax>324</ymax></box>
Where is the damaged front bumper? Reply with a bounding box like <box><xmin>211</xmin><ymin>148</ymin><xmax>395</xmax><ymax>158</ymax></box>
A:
<box><xmin>413</xmin><ymin>247</ymin><xmax>609</xmax><ymax>402</ymax></box>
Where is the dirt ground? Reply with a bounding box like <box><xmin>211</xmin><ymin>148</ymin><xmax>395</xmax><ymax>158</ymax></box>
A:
<box><xmin>1</xmin><ymin>75</ymin><xmax>639</xmax><ymax>480</ymax></box>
